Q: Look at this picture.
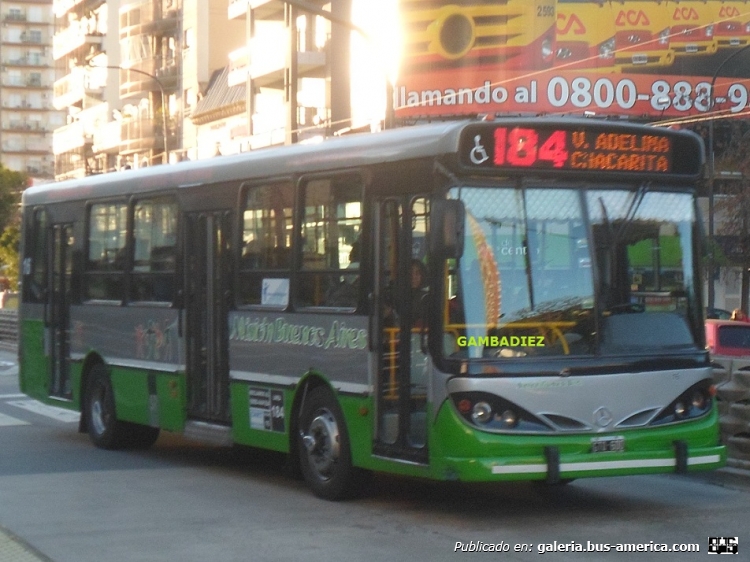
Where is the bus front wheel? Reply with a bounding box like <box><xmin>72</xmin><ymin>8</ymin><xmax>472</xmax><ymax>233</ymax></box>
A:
<box><xmin>86</xmin><ymin>364</ymin><xmax>126</xmax><ymax>449</ymax></box>
<box><xmin>297</xmin><ymin>386</ymin><xmax>362</xmax><ymax>500</ymax></box>
<box><xmin>85</xmin><ymin>365</ymin><xmax>160</xmax><ymax>450</ymax></box>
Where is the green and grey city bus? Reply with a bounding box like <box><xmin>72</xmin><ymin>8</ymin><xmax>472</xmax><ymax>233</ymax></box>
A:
<box><xmin>19</xmin><ymin>118</ymin><xmax>725</xmax><ymax>499</ymax></box>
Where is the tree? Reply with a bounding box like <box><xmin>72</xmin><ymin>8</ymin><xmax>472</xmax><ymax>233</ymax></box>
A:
<box><xmin>0</xmin><ymin>165</ymin><xmax>28</xmax><ymax>290</ymax></box>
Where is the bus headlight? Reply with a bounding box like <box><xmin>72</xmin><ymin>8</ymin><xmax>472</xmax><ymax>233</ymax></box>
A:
<box><xmin>674</xmin><ymin>401</ymin><xmax>687</xmax><ymax>418</ymax></box>
<box><xmin>498</xmin><ymin>409</ymin><xmax>518</xmax><ymax>428</ymax></box>
<box><xmin>659</xmin><ymin>28</ymin><xmax>670</xmax><ymax>45</ymax></box>
<box><xmin>691</xmin><ymin>391</ymin><xmax>706</xmax><ymax>410</ymax></box>
<box><xmin>599</xmin><ymin>38</ymin><xmax>615</xmax><ymax>59</ymax></box>
<box><xmin>471</xmin><ymin>401</ymin><xmax>493</xmax><ymax>424</ymax></box>
<box><xmin>430</xmin><ymin>8</ymin><xmax>476</xmax><ymax>59</ymax></box>
<box><xmin>451</xmin><ymin>391</ymin><xmax>551</xmax><ymax>432</ymax></box>
<box><xmin>705</xmin><ymin>25</ymin><xmax>714</xmax><ymax>38</ymax></box>
<box><xmin>651</xmin><ymin>380</ymin><xmax>713</xmax><ymax>426</ymax></box>
<box><xmin>541</xmin><ymin>38</ymin><xmax>554</xmax><ymax>60</ymax></box>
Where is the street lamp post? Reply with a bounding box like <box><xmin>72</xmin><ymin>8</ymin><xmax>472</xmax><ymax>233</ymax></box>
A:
<box><xmin>89</xmin><ymin>63</ymin><xmax>169</xmax><ymax>165</ymax></box>
<box><xmin>706</xmin><ymin>43</ymin><xmax>750</xmax><ymax>309</ymax></box>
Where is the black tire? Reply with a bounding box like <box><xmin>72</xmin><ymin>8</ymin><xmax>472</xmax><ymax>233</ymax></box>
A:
<box><xmin>122</xmin><ymin>421</ymin><xmax>160</xmax><ymax>449</ymax></box>
<box><xmin>86</xmin><ymin>364</ymin><xmax>127</xmax><ymax>449</ymax></box>
<box><xmin>85</xmin><ymin>365</ymin><xmax>160</xmax><ymax>450</ymax></box>
<box><xmin>297</xmin><ymin>386</ymin><xmax>363</xmax><ymax>500</ymax></box>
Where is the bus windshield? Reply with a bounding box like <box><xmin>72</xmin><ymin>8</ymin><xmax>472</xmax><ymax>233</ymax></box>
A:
<box><xmin>444</xmin><ymin>186</ymin><xmax>700</xmax><ymax>360</ymax></box>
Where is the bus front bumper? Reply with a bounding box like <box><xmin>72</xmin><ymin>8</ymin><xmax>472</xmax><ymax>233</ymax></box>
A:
<box><xmin>432</xmin><ymin>402</ymin><xmax>726</xmax><ymax>483</ymax></box>
<box><xmin>441</xmin><ymin>445</ymin><xmax>726</xmax><ymax>483</ymax></box>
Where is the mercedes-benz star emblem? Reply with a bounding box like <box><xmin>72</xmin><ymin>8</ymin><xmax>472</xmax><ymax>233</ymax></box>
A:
<box><xmin>594</xmin><ymin>407</ymin><xmax>613</xmax><ymax>428</ymax></box>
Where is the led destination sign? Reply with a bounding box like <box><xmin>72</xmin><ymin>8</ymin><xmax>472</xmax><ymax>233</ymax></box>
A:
<box><xmin>459</xmin><ymin>123</ymin><xmax>701</xmax><ymax>176</ymax></box>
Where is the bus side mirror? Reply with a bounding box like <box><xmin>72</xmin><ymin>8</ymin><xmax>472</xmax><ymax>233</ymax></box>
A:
<box><xmin>431</xmin><ymin>199</ymin><xmax>465</xmax><ymax>259</ymax></box>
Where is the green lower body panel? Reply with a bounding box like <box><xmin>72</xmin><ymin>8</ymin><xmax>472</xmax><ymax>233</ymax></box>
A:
<box><xmin>428</xmin><ymin>400</ymin><xmax>726</xmax><ymax>482</ymax></box>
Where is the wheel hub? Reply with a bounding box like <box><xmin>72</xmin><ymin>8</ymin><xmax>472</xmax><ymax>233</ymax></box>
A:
<box><xmin>303</xmin><ymin>409</ymin><xmax>340</xmax><ymax>479</ymax></box>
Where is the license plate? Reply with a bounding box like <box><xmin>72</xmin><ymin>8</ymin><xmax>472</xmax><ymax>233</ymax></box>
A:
<box><xmin>591</xmin><ymin>436</ymin><xmax>625</xmax><ymax>453</ymax></box>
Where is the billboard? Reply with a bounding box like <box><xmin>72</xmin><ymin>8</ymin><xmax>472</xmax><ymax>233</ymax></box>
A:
<box><xmin>395</xmin><ymin>0</ymin><xmax>750</xmax><ymax>120</ymax></box>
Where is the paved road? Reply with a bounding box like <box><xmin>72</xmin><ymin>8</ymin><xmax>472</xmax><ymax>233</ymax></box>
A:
<box><xmin>1</xmin><ymin>350</ymin><xmax>747</xmax><ymax>561</ymax></box>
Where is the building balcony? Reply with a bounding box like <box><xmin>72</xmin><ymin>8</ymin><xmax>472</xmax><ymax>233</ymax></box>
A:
<box><xmin>3</xmin><ymin>12</ymin><xmax>26</xmax><ymax>22</ymax></box>
<box><xmin>2</xmin><ymin>56</ymin><xmax>51</xmax><ymax>68</ymax></box>
<box><xmin>1</xmin><ymin>78</ymin><xmax>48</xmax><ymax>89</ymax></box>
<box><xmin>53</xmin><ymin>72</ymin><xmax>103</xmax><ymax>110</ymax></box>
<box><xmin>155</xmin><ymin>57</ymin><xmax>180</xmax><ymax>89</ymax></box>
<box><xmin>2</xmin><ymin>121</ymin><xmax>48</xmax><ymax>133</ymax></box>
<box><xmin>26</xmin><ymin>164</ymin><xmax>54</xmax><ymax>177</ymax></box>
<box><xmin>228</xmin><ymin>0</ymin><xmax>287</xmax><ymax>21</ymax></box>
<box><xmin>53</xmin><ymin>23</ymin><xmax>104</xmax><ymax>60</ymax></box>
<box><xmin>251</xmin><ymin>0</ymin><xmax>285</xmax><ymax>20</ymax></box>
<box><xmin>227</xmin><ymin>0</ymin><xmax>247</xmax><ymax>20</ymax></box>
<box><xmin>54</xmin><ymin>0</ymin><xmax>85</xmax><ymax>18</ymax></box>
<box><xmin>229</xmin><ymin>0</ymin><xmax>330</xmax><ymax>22</ymax></box>
<box><xmin>1</xmin><ymin>141</ymin><xmax>50</xmax><ymax>155</ymax></box>
<box><xmin>1</xmin><ymin>100</ymin><xmax>51</xmax><ymax>111</ymax></box>
<box><xmin>120</xmin><ymin>117</ymin><xmax>162</xmax><ymax>154</ymax></box>
<box><xmin>55</xmin><ymin>162</ymin><xmax>88</xmax><ymax>182</ymax></box>
<box><xmin>18</xmin><ymin>32</ymin><xmax>47</xmax><ymax>44</ymax></box>
<box><xmin>120</xmin><ymin>0</ymin><xmax>179</xmax><ymax>37</ymax></box>
<box><xmin>227</xmin><ymin>46</ymin><xmax>249</xmax><ymax>87</ymax></box>
<box><xmin>93</xmin><ymin>119</ymin><xmax>122</xmax><ymax>154</ymax></box>
<box><xmin>228</xmin><ymin>41</ymin><xmax>326</xmax><ymax>89</ymax></box>
<box><xmin>119</xmin><ymin>58</ymin><xmax>172</xmax><ymax>99</ymax></box>
<box><xmin>53</xmin><ymin>121</ymin><xmax>90</xmax><ymax>155</ymax></box>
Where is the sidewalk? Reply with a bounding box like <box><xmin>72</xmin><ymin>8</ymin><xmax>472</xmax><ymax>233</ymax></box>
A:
<box><xmin>0</xmin><ymin>527</ymin><xmax>52</xmax><ymax>562</ymax></box>
<box><xmin>693</xmin><ymin>462</ymin><xmax>750</xmax><ymax>493</ymax></box>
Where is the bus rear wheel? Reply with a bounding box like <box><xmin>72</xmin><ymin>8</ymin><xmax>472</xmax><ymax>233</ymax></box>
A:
<box><xmin>298</xmin><ymin>386</ymin><xmax>362</xmax><ymax>500</ymax></box>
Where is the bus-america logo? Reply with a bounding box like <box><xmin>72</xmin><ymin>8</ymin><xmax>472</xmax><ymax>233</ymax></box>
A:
<box><xmin>229</xmin><ymin>315</ymin><xmax>367</xmax><ymax>351</ymax></box>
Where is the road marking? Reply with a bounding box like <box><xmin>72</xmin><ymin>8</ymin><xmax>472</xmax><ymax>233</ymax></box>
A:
<box><xmin>0</xmin><ymin>366</ymin><xmax>18</xmax><ymax>376</ymax></box>
<box><xmin>7</xmin><ymin>400</ymin><xmax>80</xmax><ymax>423</ymax></box>
<box><xmin>0</xmin><ymin>411</ymin><xmax>30</xmax><ymax>426</ymax></box>
<box><xmin>0</xmin><ymin>394</ymin><xmax>27</xmax><ymax>400</ymax></box>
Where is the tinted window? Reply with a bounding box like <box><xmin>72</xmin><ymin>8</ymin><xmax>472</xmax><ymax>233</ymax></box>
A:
<box><xmin>85</xmin><ymin>203</ymin><xmax>127</xmax><ymax>301</ymax></box>
<box><xmin>239</xmin><ymin>182</ymin><xmax>294</xmax><ymax>306</ymax></box>
<box><xmin>131</xmin><ymin>198</ymin><xmax>177</xmax><ymax>302</ymax></box>
<box><xmin>298</xmin><ymin>175</ymin><xmax>362</xmax><ymax>308</ymax></box>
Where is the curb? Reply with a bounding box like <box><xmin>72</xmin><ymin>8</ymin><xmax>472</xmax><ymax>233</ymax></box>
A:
<box><xmin>0</xmin><ymin>527</ymin><xmax>53</xmax><ymax>562</ymax></box>
<box><xmin>691</xmin><ymin>465</ymin><xmax>750</xmax><ymax>492</ymax></box>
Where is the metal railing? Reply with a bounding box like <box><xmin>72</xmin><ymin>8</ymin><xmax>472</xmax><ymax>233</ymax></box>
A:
<box><xmin>0</xmin><ymin>309</ymin><xmax>18</xmax><ymax>351</ymax></box>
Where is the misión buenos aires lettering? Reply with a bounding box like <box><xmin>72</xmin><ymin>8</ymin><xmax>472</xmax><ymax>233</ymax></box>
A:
<box><xmin>229</xmin><ymin>315</ymin><xmax>367</xmax><ymax>350</ymax></box>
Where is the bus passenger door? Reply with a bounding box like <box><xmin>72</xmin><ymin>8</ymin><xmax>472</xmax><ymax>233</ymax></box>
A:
<box><xmin>184</xmin><ymin>211</ymin><xmax>231</xmax><ymax>424</ymax></box>
<box><xmin>47</xmin><ymin>223</ymin><xmax>73</xmax><ymax>399</ymax></box>
<box><xmin>373</xmin><ymin>197</ymin><xmax>429</xmax><ymax>462</ymax></box>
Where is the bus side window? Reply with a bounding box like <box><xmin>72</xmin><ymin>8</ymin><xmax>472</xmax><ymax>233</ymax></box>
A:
<box><xmin>85</xmin><ymin>202</ymin><xmax>127</xmax><ymax>301</ymax></box>
<box><xmin>239</xmin><ymin>182</ymin><xmax>294</xmax><ymax>306</ymax></box>
<box><xmin>298</xmin><ymin>175</ymin><xmax>362</xmax><ymax>309</ymax></box>
<box><xmin>130</xmin><ymin>198</ymin><xmax>177</xmax><ymax>303</ymax></box>
<box><xmin>23</xmin><ymin>207</ymin><xmax>48</xmax><ymax>304</ymax></box>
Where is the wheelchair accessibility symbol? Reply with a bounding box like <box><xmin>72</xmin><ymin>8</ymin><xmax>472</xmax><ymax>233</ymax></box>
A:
<box><xmin>470</xmin><ymin>135</ymin><xmax>489</xmax><ymax>165</ymax></box>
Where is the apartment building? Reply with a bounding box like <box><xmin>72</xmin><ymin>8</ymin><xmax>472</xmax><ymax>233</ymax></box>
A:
<box><xmin>51</xmin><ymin>0</ymin><xmax>243</xmax><ymax>175</ymax></box>
<box><xmin>219</xmin><ymin>0</ymin><xmax>351</xmax><ymax>154</ymax></box>
<box><xmin>51</xmin><ymin>0</ymin><xmax>120</xmax><ymax>179</ymax></box>
<box><xmin>0</xmin><ymin>0</ymin><xmax>64</xmax><ymax>180</ymax></box>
